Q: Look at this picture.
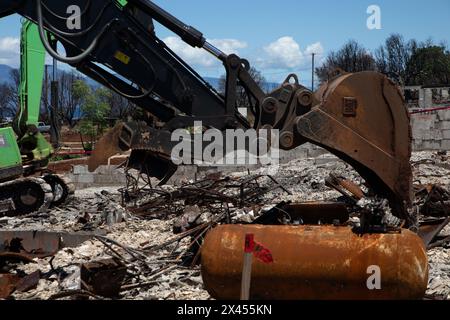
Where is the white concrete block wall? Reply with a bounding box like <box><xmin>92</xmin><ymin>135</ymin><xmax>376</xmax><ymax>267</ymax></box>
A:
<box><xmin>439</xmin><ymin>121</ymin><xmax>450</xmax><ymax>130</ymax></box>
<box><xmin>68</xmin><ymin>165</ymin><xmax>126</xmax><ymax>189</ymax></box>
<box><xmin>442</xmin><ymin>140</ymin><xmax>450</xmax><ymax>150</ymax></box>
<box><xmin>411</xmin><ymin>110</ymin><xmax>450</xmax><ymax>151</ymax></box>
<box><xmin>438</xmin><ymin>110</ymin><xmax>450</xmax><ymax>121</ymax></box>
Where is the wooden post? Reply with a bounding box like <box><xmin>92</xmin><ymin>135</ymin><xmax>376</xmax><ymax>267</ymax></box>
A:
<box><xmin>240</xmin><ymin>233</ymin><xmax>254</xmax><ymax>300</ymax></box>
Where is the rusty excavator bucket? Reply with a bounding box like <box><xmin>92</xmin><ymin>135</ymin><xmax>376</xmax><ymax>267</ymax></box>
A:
<box><xmin>296</xmin><ymin>71</ymin><xmax>413</xmax><ymax>222</ymax></box>
<box><xmin>88</xmin><ymin>122</ymin><xmax>177</xmax><ymax>185</ymax></box>
<box><xmin>88</xmin><ymin>123</ymin><xmax>125</xmax><ymax>173</ymax></box>
<box><xmin>89</xmin><ymin>71</ymin><xmax>413</xmax><ymax>223</ymax></box>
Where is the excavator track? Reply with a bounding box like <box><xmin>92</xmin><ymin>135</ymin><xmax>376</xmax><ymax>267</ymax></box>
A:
<box><xmin>43</xmin><ymin>174</ymin><xmax>75</xmax><ymax>207</ymax></box>
<box><xmin>0</xmin><ymin>177</ymin><xmax>53</xmax><ymax>217</ymax></box>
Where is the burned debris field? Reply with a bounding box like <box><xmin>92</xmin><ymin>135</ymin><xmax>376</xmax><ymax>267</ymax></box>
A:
<box><xmin>1</xmin><ymin>151</ymin><xmax>449</xmax><ymax>300</ymax></box>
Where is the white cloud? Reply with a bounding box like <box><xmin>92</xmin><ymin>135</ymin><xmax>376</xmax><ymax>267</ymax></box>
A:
<box><xmin>210</xmin><ymin>39</ymin><xmax>247</xmax><ymax>55</ymax></box>
<box><xmin>163</xmin><ymin>36</ymin><xmax>247</xmax><ymax>68</ymax></box>
<box><xmin>261</xmin><ymin>37</ymin><xmax>324</xmax><ymax>70</ymax></box>
<box><xmin>0</xmin><ymin>36</ymin><xmax>55</xmax><ymax>67</ymax></box>
<box><xmin>0</xmin><ymin>37</ymin><xmax>19</xmax><ymax>52</ymax></box>
<box><xmin>0</xmin><ymin>37</ymin><xmax>20</xmax><ymax>65</ymax></box>
<box><xmin>305</xmin><ymin>42</ymin><xmax>324</xmax><ymax>56</ymax></box>
<box><xmin>264</xmin><ymin>36</ymin><xmax>303</xmax><ymax>68</ymax></box>
<box><xmin>161</xmin><ymin>35</ymin><xmax>324</xmax><ymax>81</ymax></box>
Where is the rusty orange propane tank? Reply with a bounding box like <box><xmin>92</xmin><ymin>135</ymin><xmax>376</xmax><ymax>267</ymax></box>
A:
<box><xmin>201</xmin><ymin>225</ymin><xmax>428</xmax><ymax>300</ymax></box>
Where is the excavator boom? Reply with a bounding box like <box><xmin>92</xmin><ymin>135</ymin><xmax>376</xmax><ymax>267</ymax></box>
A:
<box><xmin>0</xmin><ymin>0</ymin><xmax>413</xmax><ymax>223</ymax></box>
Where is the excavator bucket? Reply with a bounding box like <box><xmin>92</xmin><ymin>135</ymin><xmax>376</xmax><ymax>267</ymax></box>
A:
<box><xmin>296</xmin><ymin>71</ymin><xmax>413</xmax><ymax>222</ymax></box>
<box><xmin>88</xmin><ymin>123</ymin><xmax>126</xmax><ymax>172</ymax></box>
<box><xmin>88</xmin><ymin>122</ymin><xmax>178</xmax><ymax>185</ymax></box>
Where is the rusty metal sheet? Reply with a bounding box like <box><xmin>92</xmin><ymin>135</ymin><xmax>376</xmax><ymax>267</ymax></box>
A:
<box><xmin>326</xmin><ymin>173</ymin><xmax>364</xmax><ymax>201</ymax></box>
<box><xmin>0</xmin><ymin>252</ymin><xmax>36</xmax><ymax>264</ymax></box>
<box><xmin>0</xmin><ymin>274</ymin><xmax>20</xmax><ymax>299</ymax></box>
<box><xmin>201</xmin><ymin>225</ymin><xmax>428</xmax><ymax>300</ymax></box>
<box><xmin>81</xmin><ymin>258</ymin><xmax>127</xmax><ymax>298</ymax></box>
<box><xmin>418</xmin><ymin>218</ymin><xmax>450</xmax><ymax>248</ymax></box>
<box><xmin>15</xmin><ymin>271</ymin><xmax>40</xmax><ymax>293</ymax></box>
<box><xmin>88</xmin><ymin>123</ymin><xmax>126</xmax><ymax>172</ymax></box>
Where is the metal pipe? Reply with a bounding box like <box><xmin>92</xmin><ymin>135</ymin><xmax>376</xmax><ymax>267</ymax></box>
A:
<box><xmin>128</xmin><ymin>0</ymin><xmax>205</xmax><ymax>48</ymax></box>
<box><xmin>203</xmin><ymin>41</ymin><xmax>227</xmax><ymax>61</ymax></box>
<box><xmin>36</xmin><ymin>0</ymin><xmax>102</xmax><ymax>64</ymax></box>
<box><xmin>129</xmin><ymin>1</ymin><xmax>228</xmax><ymax>62</ymax></box>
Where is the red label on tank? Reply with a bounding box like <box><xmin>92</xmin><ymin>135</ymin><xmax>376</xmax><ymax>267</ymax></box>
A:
<box><xmin>253</xmin><ymin>241</ymin><xmax>274</xmax><ymax>264</ymax></box>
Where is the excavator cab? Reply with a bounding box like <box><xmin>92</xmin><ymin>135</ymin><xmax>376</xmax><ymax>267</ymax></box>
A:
<box><xmin>0</xmin><ymin>127</ymin><xmax>23</xmax><ymax>182</ymax></box>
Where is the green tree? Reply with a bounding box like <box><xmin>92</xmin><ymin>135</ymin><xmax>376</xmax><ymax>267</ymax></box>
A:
<box><xmin>74</xmin><ymin>80</ymin><xmax>110</xmax><ymax>149</ymax></box>
<box><xmin>375</xmin><ymin>34</ymin><xmax>417</xmax><ymax>86</ymax></box>
<box><xmin>0</xmin><ymin>83</ymin><xmax>16</xmax><ymax>119</ymax></box>
<box><xmin>58</xmin><ymin>71</ymin><xmax>84</xmax><ymax>127</ymax></box>
<box><xmin>406</xmin><ymin>45</ymin><xmax>450</xmax><ymax>86</ymax></box>
<box><xmin>315</xmin><ymin>40</ymin><xmax>376</xmax><ymax>83</ymax></box>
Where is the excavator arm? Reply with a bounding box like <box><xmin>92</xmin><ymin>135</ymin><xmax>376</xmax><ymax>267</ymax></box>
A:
<box><xmin>0</xmin><ymin>18</ymin><xmax>75</xmax><ymax>216</ymax></box>
<box><xmin>14</xmin><ymin>19</ymin><xmax>53</xmax><ymax>170</ymax></box>
<box><xmin>0</xmin><ymin>0</ymin><xmax>414</xmax><ymax>224</ymax></box>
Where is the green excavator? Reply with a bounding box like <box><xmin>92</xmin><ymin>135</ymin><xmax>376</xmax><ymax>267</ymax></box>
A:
<box><xmin>0</xmin><ymin>20</ymin><xmax>74</xmax><ymax>216</ymax></box>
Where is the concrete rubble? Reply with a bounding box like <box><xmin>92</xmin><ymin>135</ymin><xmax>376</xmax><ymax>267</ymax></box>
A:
<box><xmin>0</xmin><ymin>151</ymin><xmax>449</xmax><ymax>300</ymax></box>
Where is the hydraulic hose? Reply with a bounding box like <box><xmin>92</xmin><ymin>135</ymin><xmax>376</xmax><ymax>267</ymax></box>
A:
<box><xmin>88</xmin><ymin>65</ymin><xmax>155</xmax><ymax>100</ymax></box>
<box><xmin>36</xmin><ymin>0</ymin><xmax>104</xmax><ymax>64</ymax></box>
<box><xmin>37</xmin><ymin>0</ymin><xmax>156</xmax><ymax>99</ymax></box>
<box><xmin>41</xmin><ymin>2</ymin><xmax>111</xmax><ymax>38</ymax></box>
<box><xmin>40</xmin><ymin>0</ymin><xmax>92</xmax><ymax>20</ymax></box>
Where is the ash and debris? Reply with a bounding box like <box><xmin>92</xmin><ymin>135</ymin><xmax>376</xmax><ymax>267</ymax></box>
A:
<box><xmin>406</xmin><ymin>151</ymin><xmax>450</xmax><ymax>299</ymax></box>
<box><xmin>412</xmin><ymin>151</ymin><xmax>450</xmax><ymax>186</ymax></box>
<box><xmin>1</xmin><ymin>151</ymin><xmax>450</xmax><ymax>300</ymax></box>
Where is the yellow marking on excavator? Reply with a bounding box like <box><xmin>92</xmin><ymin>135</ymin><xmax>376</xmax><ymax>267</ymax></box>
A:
<box><xmin>114</xmin><ymin>51</ymin><xmax>131</xmax><ymax>65</ymax></box>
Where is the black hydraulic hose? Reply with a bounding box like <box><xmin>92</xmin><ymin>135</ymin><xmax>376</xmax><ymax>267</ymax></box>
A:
<box><xmin>42</xmin><ymin>2</ymin><xmax>111</xmax><ymax>38</ymax></box>
<box><xmin>88</xmin><ymin>68</ymin><xmax>154</xmax><ymax>99</ymax></box>
<box><xmin>36</xmin><ymin>0</ymin><xmax>104</xmax><ymax>64</ymax></box>
<box><xmin>89</xmin><ymin>26</ymin><xmax>157</xmax><ymax>100</ymax></box>
<box><xmin>38</xmin><ymin>0</ymin><xmax>154</xmax><ymax>99</ymax></box>
<box><xmin>40</xmin><ymin>0</ymin><xmax>91</xmax><ymax>20</ymax></box>
<box><xmin>132</xmin><ymin>33</ymin><xmax>188</xmax><ymax>94</ymax></box>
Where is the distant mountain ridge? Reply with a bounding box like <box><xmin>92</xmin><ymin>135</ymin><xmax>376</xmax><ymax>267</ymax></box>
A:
<box><xmin>0</xmin><ymin>64</ymin><xmax>279</xmax><ymax>91</ymax></box>
<box><xmin>0</xmin><ymin>64</ymin><xmax>13</xmax><ymax>84</ymax></box>
<box><xmin>0</xmin><ymin>64</ymin><xmax>98</xmax><ymax>86</ymax></box>
<box><xmin>203</xmin><ymin>76</ymin><xmax>279</xmax><ymax>92</ymax></box>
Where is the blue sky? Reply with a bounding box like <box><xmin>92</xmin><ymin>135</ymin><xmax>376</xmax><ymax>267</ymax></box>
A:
<box><xmin>0</xmin><ymin>0</ymin><xmax>449</xmax><ymax>85</ymax></box>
